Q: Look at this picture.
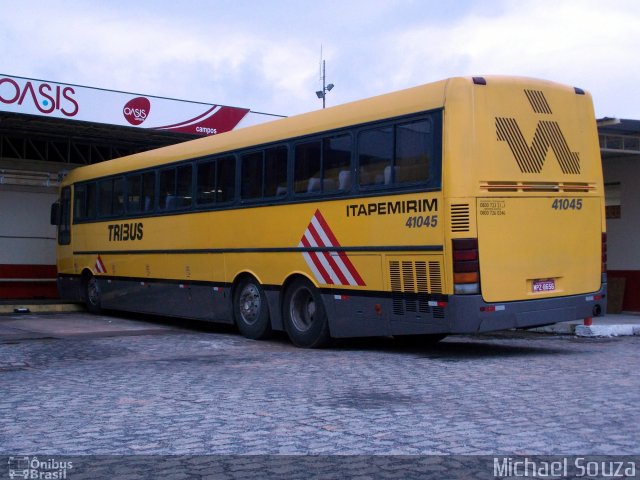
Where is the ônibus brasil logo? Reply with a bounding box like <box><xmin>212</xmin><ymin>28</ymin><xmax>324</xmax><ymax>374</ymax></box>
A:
<box><xmin>123</xmin><ymin>96</ymin><xmax>151</xmax><ymax>125</ymax></box>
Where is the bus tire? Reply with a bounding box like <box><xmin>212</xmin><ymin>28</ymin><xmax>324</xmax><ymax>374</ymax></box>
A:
<box><xmin>283</xmin><ymin>278</ymin><xmax>330</xmax><ymax>348</ymax></box>
<box><xmin>84</xmin><ymin>273</ymin><xmax>103</xmax><ymax>314</ymax></box>
<box><xmin>233</xmin><ymin>277</ymin><xmax>272</xmax><ymax>340</ymax></box>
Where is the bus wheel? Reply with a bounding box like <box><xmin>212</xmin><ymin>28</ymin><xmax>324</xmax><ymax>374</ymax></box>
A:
<box><xmin>233</xmin><ymin>277</ymin><xmax>272</xmax><ymax>340</ymax></box>
<box><xmin>84</xmin><ymin>274</ymin><xmax>102</xmax><ymax>314</ymax></box>
<box><xmin>283</xmin><ymin>278</ymin><xmax>330</xmax><ymax>348</ymax></box>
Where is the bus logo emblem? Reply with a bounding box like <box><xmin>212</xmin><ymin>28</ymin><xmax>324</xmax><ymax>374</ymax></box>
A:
<box><xmin>495</xmin><ymin>90</ymin><xmax>581</xmax><ymax>174</ymax></box>
<box><xmin>299</xmin><ymin>210</ymin><xmax>366</xmax><ymax>287</ymax></box>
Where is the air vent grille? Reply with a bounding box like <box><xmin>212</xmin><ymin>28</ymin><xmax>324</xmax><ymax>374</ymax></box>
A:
<box><xmin>389</xmin><ymin>259</ymin><xmax>444</xmax><ymax>318</ymax></box>
<box><xmin>451</xmin><ymin>204</ymin><xmax>470</xmax><ymax>232</ymax></box>
<box><xmin>480</xmin><ymin>181</ymin><xmax>594</xmax><ymax>193</ymax></box>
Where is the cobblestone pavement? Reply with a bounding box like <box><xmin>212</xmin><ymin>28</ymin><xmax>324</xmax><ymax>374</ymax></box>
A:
<box><xmin>1</xmin><ymin>312</ymin><xmax>639</xmax><ymax>456</ymax></box>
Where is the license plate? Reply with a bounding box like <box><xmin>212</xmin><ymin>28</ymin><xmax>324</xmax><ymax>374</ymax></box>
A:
<box><xmin>532</xmin><ymin>279</ymin><xmax>555</xmax><ymax>292</ymax></box>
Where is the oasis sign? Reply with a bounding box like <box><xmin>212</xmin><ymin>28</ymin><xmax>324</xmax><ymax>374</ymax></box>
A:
<box><xmin>0</xmin><ymin>74</ymin><xmax>253</xmax><ymax>136</ymax></box>
<box><xmin>0</xmin><ymin>76</ymin><xmax>79</xmax><ymax>117</ymax></box>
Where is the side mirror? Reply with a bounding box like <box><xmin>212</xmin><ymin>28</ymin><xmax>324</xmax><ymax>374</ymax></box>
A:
<box><xmin>50</xmin><ymin>202</ymin><xmax>60</xmax><ymax>226</ymax></box>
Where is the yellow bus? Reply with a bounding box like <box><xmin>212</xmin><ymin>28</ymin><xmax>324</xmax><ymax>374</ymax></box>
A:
<box><xmin>51</xmin><ymin>76</ymin><xmax>607</xmax><ymax>347</ymax></box>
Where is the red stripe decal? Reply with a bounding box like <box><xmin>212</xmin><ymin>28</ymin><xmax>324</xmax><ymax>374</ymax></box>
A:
<box><xmin>307</xmin><ymin>222</ymin><xmax>350</xmax><ymax>285</ymax></box>
<box><xmin>300</xmin><ymin>235</ymin><xmax>332</xmax><ymax>284</ymax></box>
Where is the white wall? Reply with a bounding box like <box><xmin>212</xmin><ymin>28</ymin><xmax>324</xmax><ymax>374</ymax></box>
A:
<box><xmin>0</xmin><ymin>186</ymin><xmax>57</xmax><ymax>265</ymax></box>
<box><xmin>603</xmin><ymin>156</ymin><xmax>640</xmax><ymax>270</ymax></box>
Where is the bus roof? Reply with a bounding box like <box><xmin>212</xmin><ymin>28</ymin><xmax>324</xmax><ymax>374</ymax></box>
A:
<box><xmin>62</xmin><ymin>75</ymin><xmax>587</xmax><ymax>185</ymax></box>
<box><xmin>62</xmin><ymin>78</ymin><xmax>452</xmax><ymax>184</ymax></box>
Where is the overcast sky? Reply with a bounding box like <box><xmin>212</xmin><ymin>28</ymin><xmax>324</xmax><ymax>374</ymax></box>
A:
<box><xmin>1</xmin><ymin>0</ymin><xmax>639</xmax><ymax>118</ymax></box>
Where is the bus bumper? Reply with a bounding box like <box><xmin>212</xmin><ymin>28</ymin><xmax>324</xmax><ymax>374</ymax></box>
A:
<box><xmin>446</xmin><ymin>283</ymin><xmax>607</xmax><ymax>334</ymax></box>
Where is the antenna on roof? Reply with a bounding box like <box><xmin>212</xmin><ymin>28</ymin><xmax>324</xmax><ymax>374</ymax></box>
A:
<box><xmin>315</xmin><ymin>45</ymin><xmax>334</xmax><ymax>109</ymax></box>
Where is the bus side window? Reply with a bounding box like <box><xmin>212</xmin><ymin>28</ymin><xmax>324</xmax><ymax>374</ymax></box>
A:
<box><xmin>159</xmin><ymin>168</ymin><xmax>176</xmax><ymax>210</ymax></box>
<box><xmin>241</xmin><ymin>151</ymin><xmax>263</xmax><ymax>200</ymax></box>
<box><xmin>142</xmin><ymin>171</ymin><xmax>155</xmax><ymax>212</ymax></box>
<box><xmin>323</xmin><ymin>134</ymin><xmax>352</xmax><ymax>193</ymax></box>
<box><xmin>113</xmin><ymin>177</ymin><xmax>125</xmax><ymax>216</ymax></box>
<box><xmin>197</xmin><ymin>160</ymin><xmax>216</xmax><ymax>205</ymax></box>
<box><xmin>216</xmin><ymin>155</ymin><xmax>236</xmax><ymax>203</ymax></box>
<box><xmin>127</xmin><ymin>174</ymin><xmax>143</xmax><ymax>213</ymax></box>
<box><xmin>74</xmin><ymin>184</ymin><xmax>86</xmax><ymax>221</ymax></box>
<box><xmin>86</xmin><ymin>183</ymin><xmax>96</xmax><ymax>219</ymax></box>
<box><xmin>98</xmin><ymin>179</ymin><xmax>113</xmax><ymax>217</ymax></box>
<box><xmin>395</xmin><ymin>119</ymin><xmax>431</xmax><ymax>184</ymax></box>
<box><xmin>197</xmin><ymin>156</ymin><xmax>236</xmax><ymax>205</ymax></box>
<box><xmin>176</xmin><ymin>164</ymin><xmax>193</xmax><ymax>209</ymax></box>
<box><xmin>264</xmin><ymin>146</ymin><xmax>288</xmax><ymax>197</ymax></box>
<box><xmin>294</xmin><ymin>141</ymin><xmax>321</xmax><ymax>194</ymax></box>
<box><xmin>358</xmin><ymin>126</ymin><xmax>392</xmax><ymax>187</ymax></box>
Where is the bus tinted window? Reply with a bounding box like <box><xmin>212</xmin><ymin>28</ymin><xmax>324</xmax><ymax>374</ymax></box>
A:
<box><xmin>142</xmin><ymin>172</ymin><xmax>155</xmax><ymax>212</ymax></box>
<box><xmin>159</xmin><ymin>169</ymin><xmax>175</xmax><ymax>210</ymax></box>
<box><xmin>241</xmin><ymin>151</ymin><xmax>263</xmax><ymax>200</ymax></box>
<box><xmin>264</xmin><ymin>146</ymin><xmax>288</xmax><ymax>197</ymax></box>
<box><xmin>358</xmin><ymin>126</ymin><xmax>393</xmax><ymax>186</ymax></box>
<box><xmin>86</xmin><ymin>183</ymin><xmax>96</xmax><ymax>219</ymax></box>
<box><xmin>358</xmin><ymin>118</ymin><xmax>434</xmax><ymax>188</ymax></box>
<box><xmin>323</xmin><ymin>134</ymin><xmax>352</xmax><ymax>192</ymax></box>
<box><xmin>126</xmin><ymin>172</ymin><xmax>154</xmax><ymax>213</ymax></box>
<box><xmin>73</xmin><ymin>184</ymin><xmax>86</xmax><ymax>220</ymax></box>
<box><xmin>217</xmin><ymin>156</ymin><xmax>235</xmax><ymax>203</ymax></box>
<box><xmin>395</xmin><ymin>119</ymin><xmax>431</xmax><ymax>184</ymax></box>
<box><xmin>197</xmin><ymin>161</ymin><xmax>216</xmax><ymax>205</ymax></box>
<box><xmin>295</xmin><ymin>141</ymin><xmax>321</xmax><ymax>194</ymax></box>
<box><xmin>126</xmin><ymin>174</ymin><xmax>142</xmax><ymax>213</ymax></box>
<box><xmin>176</xmin><ymin>165</ymin><xmax>193</xmax><ymax>209</ymax></box>
<box><xmin>197</xmin><ymin>155</ymin><xmax>236</xmax><ymax>205</ymax></box>
<box><xmin>113</xmin><ymin>177</ymin><xmax>125</xmax><ymax>215</ymax></box>
<box><xmin>98</xmin><ymin>177</ymin><xmax>124</xmax><ymax>217</ymax></box>
<box><xmin>98</xmin><ymin>179</ymin><xmax>112</xmax><ymax>216</ymax></box>
<box><xmin>160</xmin><ymin>165</ymin><xmax>192</xmax><ymax>210</ymax></box>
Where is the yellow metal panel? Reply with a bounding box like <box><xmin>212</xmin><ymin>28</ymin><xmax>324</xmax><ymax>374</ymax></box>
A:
<box><xmin>477</xmin><ymin>197</ymin><xmax>601</xmax><ymax>302</ymax></box>
<box><xmin>62</xmin><ymin>192</ymin><xmax>443</xmax><ymax>294</ymax></box>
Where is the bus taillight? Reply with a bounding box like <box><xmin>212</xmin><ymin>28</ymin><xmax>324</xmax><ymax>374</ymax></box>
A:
<box><xmin>453</xmin><ymin>238</ymin><xmax>480</xmax><ymax>294</ymax></box>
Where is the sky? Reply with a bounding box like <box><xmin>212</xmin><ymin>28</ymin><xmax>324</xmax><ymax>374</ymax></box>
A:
<box><xmin>1</xmin><ymin>0</ymin><xmax>639</xmax><ymax>119</ymax></box>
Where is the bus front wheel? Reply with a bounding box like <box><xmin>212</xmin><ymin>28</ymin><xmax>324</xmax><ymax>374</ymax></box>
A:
<box><xmin>84</xmin><ymin>274</ymin><xmax>102</xmax><ymax>314</ymax></box>
<box><xmin>283</xmin><ymin>278</ymin><xmax>330</xmax><ymax>348</ymax></box>
<box><xmin>233</xmin><ymin>277</ymin><xmax>272</xmax><ymax>340</ymax></box>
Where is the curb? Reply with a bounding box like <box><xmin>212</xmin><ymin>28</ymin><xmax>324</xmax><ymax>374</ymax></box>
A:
<box><xmin>575</xmin><ymin>324</ymin><xmax>640</xmax><ymax>337</ymax></box>
<box><xmin>0</xmin><ymin>304</ymin><xmax>84</xmax><ymax>315</ymax></box>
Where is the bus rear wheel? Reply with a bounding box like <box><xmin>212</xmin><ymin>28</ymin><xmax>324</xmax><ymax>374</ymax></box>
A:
<box><xmin>283</xmin><ymin>278</ymin><xmax>330</xmax><ymax>348</ymax></box>
<box><xmin>233</xmin><ymin>277</ymin><xmax>272</xmax><ymax>340</ymax></box>
<box><xmin>84</xmin><ymin>273</ymin><xmax>102</xmax><ymax>314</ymax></box>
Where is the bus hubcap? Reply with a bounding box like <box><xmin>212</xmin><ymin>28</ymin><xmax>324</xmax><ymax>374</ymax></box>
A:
<box><xmin>239</xmin><ymin>284</ymin><xmax>260</xmax><ymax>324</ymax></box>
<box><xmin>87</xmin><ymin>278</ymin><xmax>100</xmax><ymax>306</ymax></box>
<box><xmin>290</xmin><ymin>287</ymin><xmax>315</xmax><ymax>332</ymax></box>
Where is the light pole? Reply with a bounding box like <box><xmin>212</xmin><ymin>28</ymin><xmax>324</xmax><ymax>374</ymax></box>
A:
<box><xmin>315</xmin><ymin>60</ymin><xmax>334</xmax><ymax>109</ymax></box>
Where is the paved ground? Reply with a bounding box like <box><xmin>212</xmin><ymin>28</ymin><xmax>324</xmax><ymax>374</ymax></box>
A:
<box><xmin>1</xmin><ymin>312</ymin><xmax>639</xmax><ymax>461</ymax></box>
